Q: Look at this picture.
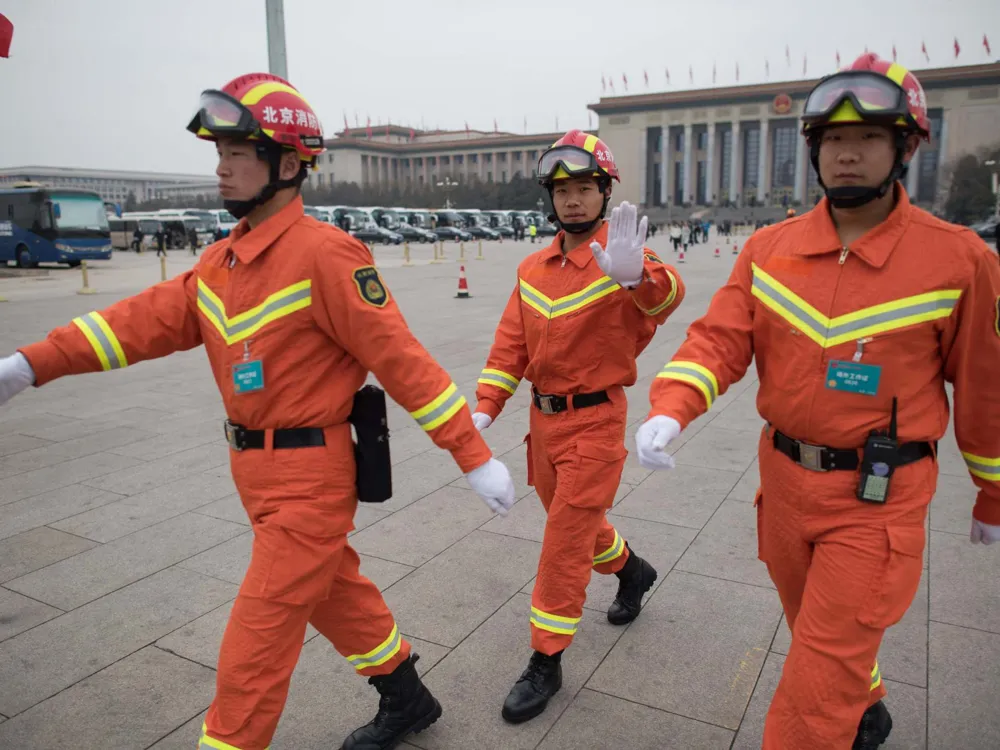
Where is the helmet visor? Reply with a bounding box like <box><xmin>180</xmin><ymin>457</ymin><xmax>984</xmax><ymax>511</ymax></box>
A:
<box><xmin>802</xmin><ymin>71</ymin><xmax>907</xmax><ymax>124</ymax></box>
<box><xmin>187</xmin><ymin>90</ymin><xmax>258</xmax><ymax>136</ymax></box>
<box><xmin>537</xmin><ymin>146</ymin><xmax>602</xmax><ymax>182</ymax></box>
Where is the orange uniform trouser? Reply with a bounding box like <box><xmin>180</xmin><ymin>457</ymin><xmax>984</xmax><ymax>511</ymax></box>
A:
<box><xmin>756</xmin><ymin>427</ymin><xmax>933</xmax><ymax>750</ymax></box>
<box><xmin>201</xmin><ymin>426</ymin><xmax>409</xmax><ymax>750</ymax></box>
<box><xmin>527</xmin><ymin>387</ymin><xmax>631</xmax><ymax>655</ymax></box>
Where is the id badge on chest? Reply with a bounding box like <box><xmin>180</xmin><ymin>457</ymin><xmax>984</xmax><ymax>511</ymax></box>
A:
<box><xmin>232</xmin><ymin>343</ymin><xmax>264</xmax><ymax>394</ymax></box>
<box><xmin>825</xmin><ymin>360</ymin><xmax>881</xmax><ymax>396</ymax></box>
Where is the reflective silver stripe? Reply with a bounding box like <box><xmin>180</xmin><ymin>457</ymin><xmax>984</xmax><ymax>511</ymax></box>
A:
<box><xmin>659</xmin><ymin>363</ymin><xmax>718</xmax><ymax>402</ymax></box>
<box><xmin>478</xmin><ymin>370</ymin><xmax>519</xmax><ymax>392</ymax></box>
<box><xmin>518</xmin><ymin>282</ymin><xmax>551</xmax><ymax>314</ymax></box>
<box><xmin>963</xmin><ymin>454</ymin><xmax>1000</xmax><ymax>480</ymax></box>
<box><xmin>225</xmin><ymin>286</ymin><xmax>313</xmax><ymax>337</ymax></box>
<box><xmin>530</xmin><ymin>611</ymin><xmax>579</xmax><ymax>634</ymax></box>
<box><xmin>827</xmin><ymin>297</ymin><xmax>959</xmax><ymax>340</ymax></box>
<box><xmin>550</xmin><ymin>277</ymin><xmax>619</xmax><ymax>316</ymax></box>
<box><xmin>594</xmin><ymin>531</ymin><xmax>624</xmax><ymax>565</ymax></box>
<box><xmin>411</xmin><ymin>386</ymin><xmax>466</xmax><ymax>431</ymax></box>
<box><xmin>74</xmin><ymin>313</ymin><xmax>126</xmax><ymax>370</ymax></box>
<box><xmin>751</xmin><ymin>274</ymin><xmax>827</xmax><ymax>339</ymax></box>
<box><xmin>348</xmin><ymin>627</ymin><xmax>402</xmax><ymax>670</ymax></box>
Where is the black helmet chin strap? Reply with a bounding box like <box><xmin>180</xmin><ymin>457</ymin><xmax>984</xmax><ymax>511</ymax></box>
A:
<box><xmin>547</xmin><ymin>176</ymin><xmax>612</xmax><ymax>235</ymax></box>
<box><xmin>224</xmin><ymin>143</ymin><xmax>306</xmax><ymax>220</ymax></box>
<box><xmin>810</xmin><ymin>130</ymin><xmax>907</xmax><ymax>209</ymax></box>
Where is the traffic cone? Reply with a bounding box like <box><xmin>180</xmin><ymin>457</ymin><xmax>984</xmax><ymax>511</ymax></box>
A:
<box><xmin>714</xmin><ymin>247</ymin><xmax>720</xmax><ymax>258</ymax></box>
<box><xmin>678</xmin><ymin>250</ymin><xmax>685</xmax><ymax>263</ymax></box>
<box><xmin>733</xmin><ymin>244</ymin><xmax>739</xmax><ymax>255</ymax></box>
<box><xmin>455</xmin><ymin>264</ymin><xmax>471</xmax><ymax>299</ymax></box>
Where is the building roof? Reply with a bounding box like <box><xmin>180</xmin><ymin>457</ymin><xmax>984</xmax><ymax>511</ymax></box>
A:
<box><xmin>0</xmin><ymin>165</ymin><xmax>215</xmax><ymax>183</ymax></box>
<box><xmin>589</xmin><ymin>61</ymin><xmax>1000</xmax><ymax>115</ymax></box>
<box><xmin>324</xmin><ymin>130</ymin><xmax>566</xmax><ymax>155</ymax></box>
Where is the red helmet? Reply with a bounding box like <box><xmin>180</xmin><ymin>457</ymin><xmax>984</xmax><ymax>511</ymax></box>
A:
<box><xmin>801</xmin><ymin>53</ymin><xmax>930</xmax><ymax>141</ymax></box>
<box><xmin>187</xmin><ymin>73</ymin><xmax>325</xmax><ymax>163</ymax></box>
<box><xmin>537</xmin><ymin>129</ymin><xmax>620</xmax><ymax>186</ymax></box>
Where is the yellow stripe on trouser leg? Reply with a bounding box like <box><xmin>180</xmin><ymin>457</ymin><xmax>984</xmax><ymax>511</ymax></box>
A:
<box><xmin>530</xmin><ymin>606</ymin><xmax>581</xmax><ymax>636</ymax></box>
<box><xmin>593</xmin><ymin>530</ymin><xmax>625</xmax><ymax>566</ymax></box>
<box><xmin>870</xmin><ymin>660</ymin><xmax>881</xmax><ymax>691</ymax></box>
<box><xmin>346</xmin><ymin>623</ymin><xmax>403</xmax><ymax>671</ymax></box>
<box><xmin>199</xmin><ymin>723</ymin><xmax>268</xmax><ymax>750</ymax></box>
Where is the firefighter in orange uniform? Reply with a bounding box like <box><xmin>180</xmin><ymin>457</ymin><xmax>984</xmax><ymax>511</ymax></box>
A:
<box><xmin>636</xmin><ymin>54</ymin><xmax>1000</xmax><ymax>749</ymax></box>
<box><xmin>0</xmin><ymin>73</ymin><xmax>517</xmax><ymax>750</ymax></box>
<box><xmin>472</xmin><ymin>130</ymin><xmax>685</xmax><ymax>723</ymax></box>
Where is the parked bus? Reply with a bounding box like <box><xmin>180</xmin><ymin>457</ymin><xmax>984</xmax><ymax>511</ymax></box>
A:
<box><xmin>0</xmin><ymin>187</ymin><xmax>112</xmax><ymax>268</ymax></box>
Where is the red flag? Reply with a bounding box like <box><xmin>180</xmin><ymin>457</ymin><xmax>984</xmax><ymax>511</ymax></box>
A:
<box><xmin>385</xmin><ymin>123</ymin><xmax>390</xmax><ymax>138</ymax></box>
<box><xmin>0</xmin><ymin>14</ymin><xmax>12</xmax><ymax>59</ymax></box>
<box><xmin>365</xmin><ymin>116</ymin><xmax>372</xmax><ymax>139</ymax></box>
<box><xmin>892</xmin><ymin>44</ymin><xmax>897</xmax><ymax>62</ymax></box>
<box><xmin>343</xmin><ymin>112</ymin><xmax>350</xmax><ymax>134</ymax></box>
<box><xmin>408</xmin><ymin>128</ymin><xmax>415</xmax><ymax>141</ymax></box>
<box><xmin>465</xmin><ymin>121</ymin><xmax>470</xmax><ymax>135</ymax></box>
<box><xmin>954</xmin><ymin>37</ymin><xmax>961</xmax><ymax>58</ymax></box>
<box><xmin>601</xmin><ymin>74</ymin><xmax>606</xmax><ymax>93</ymax></box>
<box><xmin>836</xmin><ymin>50</ymin><xmax>841</xmax><ymax>68</ymax></box>
<box><xmin>493</xmin><ymin>118</ymin><xmax>498</xmax><ymax>133</ymax></box>
<box><xmin>712</xmin><ymin>61</ymin><xmax>717</xmax><ymax>84</ymax></box>
<box><xmin>665</xmin><ymin>67</ymin><xmax>671</xmax><ymax>84</ymax></box>
<box><xmin>785</xmin><ymin>44</ymin><xmax>791</xmax><ymax>66</ymax></box>
<box><xmin>689</xmin><ymin>65</ymin><xmax>693</xmax><ymax>84</ymax></box>
<box><xmin>622</xmin><ymin>73</ymin><xmax>628</xmax><ymax>92</ymax></box>
<box><xmin>643</xmin><ymin>69</ymin><xmax>649</xmax><ymax>87</ymax></box>
<box><xmin>985</xmin><ymin>34</ymin><xmax>993</xmax><ymax>56</ymax></box>
<box><xmin>609</xmin><ymin>78</ymin><xmax>615</xmax><ymax>93</ymax></box>
<box><xmin>922</xmin><ymin>40</ymin><xmax>930</xmax><ymax>63</ymax></box>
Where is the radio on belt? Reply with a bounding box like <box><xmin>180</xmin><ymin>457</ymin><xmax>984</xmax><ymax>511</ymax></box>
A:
<box><xmin>349</xmin><ymin>385</ymin><xmax>392</xmax><ymax>503</ymax></box>
<box><xmin>857</xmin><ymin>397</ymin><xmax>901</xmax><ymax>504</ymax></box>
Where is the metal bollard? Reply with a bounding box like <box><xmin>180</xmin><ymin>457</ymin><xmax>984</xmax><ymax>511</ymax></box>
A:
<box><xmin>403</xmin><ymin>241</ymin><xmax>412</xmax><ymax>266</ymax></box>
<box><xmin>459</xmin><ymin>242</ymin><xmax>466</xmax><ymax>261</ymax></box>
<box><xmin>476</xmin><ymin>239</ymin><xmax>484</xmax><ymax>261</ymax></box>
<box><xmin>76</xmin><ymin>260</ymin><xmax>96</xmax><ymax>295</ymax></box>
<box><xmin>430</xmin><ymin>242</ymin><xmax>443</xmax><ymax>264</ymax></box>
<box><xmin>160</xmin><ymin>255</ymin><xmax>167</xmax><ymax>281</ymax></box>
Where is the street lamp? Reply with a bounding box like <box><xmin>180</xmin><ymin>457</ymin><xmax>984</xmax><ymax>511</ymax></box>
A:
<box><xmin>536</xmin><ymin>197</ymin><xmax>544</xmax><ymax>218</ymax></box>
<box><xmin>986</xmin><ymin>160</ymin><xmax>999</xmax><ymax>216</ymax></box>
<box><xmin>436</xmin><ymin>176</ymin><xmax>459</xmax><ymax>209</ymax></box>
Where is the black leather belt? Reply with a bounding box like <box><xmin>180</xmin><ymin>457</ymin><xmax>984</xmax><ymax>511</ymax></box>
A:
<box><xmin>224</xmin><ymin>420</ymin><xmax>326</xmax><ymax>451</ymax></box>
<box><xmin>773</xmin><ymin>429</ymin><xmax>934</xmax><ymax>472</ymax></box>
<box><xmin>532</xmin><ymin>389</ymin><xmax>610</xmax><ymax>415</ymax></box>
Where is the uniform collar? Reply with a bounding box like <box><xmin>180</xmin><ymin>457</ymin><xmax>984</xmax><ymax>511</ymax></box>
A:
<box><xmin>798</xmin><ymin>185</ymin><xmax>912</xmax><ymax>269</ymax></box>
<box><xmin>228</xmin><ymin>196</ymin><xmax>305</xmax><ymax>265</ymax></box>
<box><xmin>537</xmin><ymin>222</ymin><xmax>608</xmax><ymax>269</ymax></box>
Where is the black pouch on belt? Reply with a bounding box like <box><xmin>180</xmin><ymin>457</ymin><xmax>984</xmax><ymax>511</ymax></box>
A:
<box><xmin>349</xmin><ymin>385</ymin><xmax>393</xmax><ymax>503</ymax></box>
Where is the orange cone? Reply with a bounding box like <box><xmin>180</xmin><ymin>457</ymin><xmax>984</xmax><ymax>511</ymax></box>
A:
<box><xmin>733</xmin><ymin>244</ymin><xmax>739</xmax><ymax>255</ymax></box>
<box><xmin>456</xmin><ymin>264</ymin><xmax>471</xmax><ymax>299</ymax></box>
<box><xmin>678</xmin><ymin>250</ymin><xmax>685</xmax><ymax>264</ymax></box>
<box><xmin>714</xmin><ymin>247</ymin><xmax>720</xmax><ymax>258</ymax></box>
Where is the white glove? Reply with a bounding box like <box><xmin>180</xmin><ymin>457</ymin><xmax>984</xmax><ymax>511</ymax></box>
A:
<box><xmin>0</xmin><ymin>352</ymin><xmax>35</xmax><ymax>407</ymax></box>
<box><xmin>466</xmin><ymin>457</ymin><xmax>516</xmax><ymax>516</ymax></box>
<box><xmin>472</xmin><ymin>412</ymin><xmax>493</xmax><ymax>431</ymax></box>
<box><xmin>635</xmin><ymin>415</ymin><xmax>682</xmax><ymax>470</ymax></box>
<box><xmin>590</xmin><ymin>201</ymin><xmax>647</xmax><ymax>288</ymax></box>
<box><xmin>970</xmin><ymin>519</ymin><xmax>1000</xmax><ymax>545</ymax></box>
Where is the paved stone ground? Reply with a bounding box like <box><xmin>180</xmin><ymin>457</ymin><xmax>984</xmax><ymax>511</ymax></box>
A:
<box><xmin>0</xmin><ymin>232</ymin><xmax>998</xmax><ymax>749</ymax></box>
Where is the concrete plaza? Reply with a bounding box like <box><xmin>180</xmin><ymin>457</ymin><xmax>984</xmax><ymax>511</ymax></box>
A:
<box><xmin>0</xmin><ymin>231</ymin><xmax>997</xmax><ymax>749</ymax></box>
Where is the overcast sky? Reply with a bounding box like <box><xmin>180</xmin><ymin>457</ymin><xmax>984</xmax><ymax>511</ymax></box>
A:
<box><xmin>0</xmin><ymin>0</ymin><xmax>996</xmax><ymax>176</ymax></box>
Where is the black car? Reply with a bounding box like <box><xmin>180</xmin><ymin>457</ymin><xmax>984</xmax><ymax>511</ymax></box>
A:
<box><xmin>433</xmin><ymin>226</ymin><xmax>473</xmax><ymax>242</ymax></box>
<box><xmin>395</xmin><ymin>224</ymin><xmax>438</xmax><ymax>243</ymax></box>
<box><xmin>464</xmin><ymin>225</ymin><xmax>501</xmax><ymax>241</ymax></box>
<box><xmin>352</xmin><ymin>226</ymin><xmax>403</xmax><ymax>245</ymax></box>
<box><xmin>536</xmin><ymin>222</ymin><xmax>560</xmax><ymax>237</ymax></box>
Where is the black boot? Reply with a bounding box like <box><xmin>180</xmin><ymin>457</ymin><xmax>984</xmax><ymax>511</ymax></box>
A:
<box><xmin>853</xmin><ymin>700</ymin><xmax>892</xmax><ymax>750</ymax></box>
<box><xmin>501</xmin><ymin>650</ymin><xmax>563</xmax><ymax>724</ymax></box>
<box><xmin>342</xmin><ymin>654</ymin><xmax>442</xmax><ymax>750</ymax></box>
<box><xmin>607</xmin><ymin>544</ymin><xmax>658</xmax><ymax>625</ymax></box>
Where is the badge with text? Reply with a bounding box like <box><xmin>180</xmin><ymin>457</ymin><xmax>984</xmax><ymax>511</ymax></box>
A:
<box><xmin>353</xmin><ymin>265</ymin><xmax>389</xmax><ymax>308</ymax></box>
<box><xmin>232</xmin><ymin>360</ymin><xmax>265</xmax><ymax>394</ymax></box>
<box><xmin>825</xmin><ymin>360</ymin><xmax>881</xmax><ymax>396</ymax></box>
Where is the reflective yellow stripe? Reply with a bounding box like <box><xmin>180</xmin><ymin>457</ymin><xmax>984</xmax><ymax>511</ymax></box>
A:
<box><xmin>199</xmin><ymin>724</ymin><xmax>265</xmax><ymax>750</ymax></box>
<box><xmin>196</xmin><ymin>278</ymin><xmax>312</xmax><ymax>346</ymax></box>
<box><xmin>518</xmin><ymin>276</ymin><xmax>621</xmax><ymax>320</ymax></box>
<box><xmin>240</xmin><ymin>80</ymin><xmax>315</xmax><ymax>111</ymax></box>
<box><xmin>583</xmin><ymin>134</ymin><xmax>599</xmax><ymax>153</ymax></box>
<box><xmin>636</xmin><ymin>269</ymin><xmax>679</xmax><ymax>316</ymax></box>
<box><xmin>72</xmin><ymin>312</ymin><xmax>128</xmax><ymax>371</ymax></box>
<box><xmin>656</xmin><ymin>360</ymin><xmax>719</xmax><ymax>409</ymax></box>
<box><xmin>530</xmin><ymin>606</ymin><xmax>581</xmax><ymax>635</ymax></box>
<box><xmin>751</xmin><ymin>263</ymin><xmax>961</xmax><ymax>348</ymax></box>
<box><xmin>870</xmin><ymin>660</ymin><xmax>882</xmax><ymax>691</ymax></box>
<box><xmin>347</xmin><ymin>623</ymin><xmax>403</xmax><ymax>671</ymax></box>
<box><xmin>410</xmin><ymin>383</ymin><xmax>467</xmax><ymax>432</ymax></box>
<box><xmin>962</xmin><ymin>451</ymin><xmax>1000</xmax><ymax>482</ymax></box>
<box><xmin>594</xmin><ymin>530</ymin><xmax>625</xmax><ymax>565</ymax></box>
<box><xmin>478</xmin><ymin>368</ymin><xmax>520</xmax><ymax>395</ymax></box>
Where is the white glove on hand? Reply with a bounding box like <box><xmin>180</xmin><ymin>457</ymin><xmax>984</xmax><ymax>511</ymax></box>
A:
<box><xmin>590</xmin><ymin>201</ymin><xmax>647</xmax><ymax>288</ymax></box>
<box><xmin>970</xmin><ymin>519</ymin><xmax>1000</xmax><ymax>545</ymax></box>
<box><xmin>472</xmin><ymin>412</ymin><xmax>493</xmax><ymax>431</ymax></box>
<box><xmin>0</xmin><ymin>352</ymin><xmax>35</xmax><ymax>407</ymax></box>
<box><xmin>466</xmin><ymin>458</ymin><xmax>516</xmax><ymax>515</ymax></box>
<box><xmin>635</xmin><ymin>415</ymin><xmax>682</xmax><ymax>470</ymax></box>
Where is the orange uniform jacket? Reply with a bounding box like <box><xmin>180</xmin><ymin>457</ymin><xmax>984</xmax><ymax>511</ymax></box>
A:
<box><xmin>19</xmin><ymin>197</ymin><xmax>491</xmax><ymax>475</ymax></box>
<box><xmin>649</xmin><ymin>190</ymin><xmax>1000</xmax><ymax>524</ymax></box>
<box><xmin>476</xmin><ymin>222</ymin><xmax>684</xmax><ymax>415</ymax></box>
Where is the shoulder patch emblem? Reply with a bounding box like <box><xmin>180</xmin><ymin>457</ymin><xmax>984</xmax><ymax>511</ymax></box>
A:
<box><xmin>353</xmin><ymin>266</ymin><xmax>389</xmax><ymax>308</ymax></box>
<box><xmin>644</xmin><ymin>252</ymin><xmax>663</xmax><ymax>264</ymax></box>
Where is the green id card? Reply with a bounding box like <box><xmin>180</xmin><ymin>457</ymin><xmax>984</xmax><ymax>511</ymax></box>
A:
<box><xmin>233</xmin><ymin>361</ymin><xmax>264</xmax><ymax>394</ymax></box>
<box><xmin>825</xmin><ymin>360</ymin><xmax>881</xmax><ymax>396</ymax></box>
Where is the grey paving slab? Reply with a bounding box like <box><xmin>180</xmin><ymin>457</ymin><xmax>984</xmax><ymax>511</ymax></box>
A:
<box><xmin>177</xmin><ymin>531</ymin><xmax>254</xmax><ymax>585</ymax></box>
<box><xmin>192</xmin><ymin>492</ymin><xmax>251</xmax><ymax>526</ymax></box>
<box><xmin>377</xmin><ymin>450</ymin><xmax>464</xmax><ymax>512</ymax></box>
<box><xmin>0</xmin><ymin>567</ymin><xmax>236</xmax><ymax>716</ymax></box>
<box><xmin>730</xmin><ymin>650</ymin><xmax>784</xmax><ymax>750</ymax></box>
<box><xmin>929</xmin><ymin>530</ymin><xmax>1000</xmax><ymax>634</ymax></box>
<box><xmin>928</xmin><ymin>472</ymin><xmax>978</xmax><ymax>535</ymax></box>
<box><xmin>357</xmin><ymin>554</ymin><xmax>416</xmax><ymax>591</ymax></box>
<box><xmin>147</xmin><ymin>711</ymin><xmax>208</xmax><ymax>750</ymax></box>
<box><xmin>0</xmin><ymin>413</ymin><xmax>67</xmax><ymax>438</ymax></box>
<box><xmin>0</xmin><ymin>526</ymin><xmax>98</xmax><ymax>583</ymax></box>
<box><xmin>0</xmin><ymin>585</ymin><xmax>61</xmax><ymax>642</ymax></box>
<box><xmin>0</xmin><ymin>425</ymin><xmax>156</xmax><ymax>480</ymax></box>
<box><xmin>928</xmin><ymin>621</ymin><xmax>1000</xmax><ymax>749</ymax></box>
<box><xmin>409</xmin><ymin>593</ymin><xmax>620</xmax><ymax>750</ymax></box>
<box><xmin>0</xmin><ymin>482</ymin><xmax>124</xmax><ymax>541</ymax></box>
<box><xmin>479</xmin><ymin>490</ymin><xmax>549</xmax><ymax>543</ymax></box>
<box><xmin>0</xmin><ymin>450</ymin><xmax>144</xmax><ymax>506</ymax></box>
<box><xmin>0</xmin><ymin>433</ymin><xmax>52</xmax><ymax>457</ymax></box>
<box><xmin>707</xmin><ymin>389</ymin><xmax>764</xmax><ymax>434</ymax></box>
<box><xmin>674</xmin><ymin>499</ymin><xmax>775</xmax><ymax>589</ymax></box>
<box><xmin>540</xmin><ymin>687</ymin><xmax>734</xmax><ymax>749</ymax></box>
<box><xmin>5</xmin><ymin>512</ymin><xmax>246</xmax><ymax>610</ymax></box>
<box><xmin>672</xmin><ymin>424</ymin><xmax>761</xmax><ymax>473</ymax></box>
<box><xmin>614</xmin><ymin>464</ymin><xmax>743</xmax><ymax>529</ymax></box>
<box><xmin>726</xmin><ymin>462</ymin><xmax>761</xmax><ymax>503</ymax></box>
<box><xmin>105</xmin><ymin>417</ymin><xmax>226</xmax><ymax>460</ymax></box>
<box><xmin>349</xmin><ymin>504</ymin><xmax>390</xmax><ymax>534</ymax></box>
<box><xmin>49</xmin><ymin>470</ymin><xmax>238</xmax><ymax>542</ymax></box>
<box><xmin>350</xmin><ymin>486</ymin><xmax>496</xmax><ymax>566</ymax></box>
<box><xmin>155</xmin><ymin>600</ymin><xmax>232</xmax><ymax>670</ymax></box>
<box><xmin>0</xmin><ymin>645</ymin><xmax>216</xmax><ymax>749</ymax></box>
<box><xmin>587</xmin><ymin>570</ymin><xmax>781</xmax><ymax>730</ymax></box>
<box><xmin>450</xmin><ymin>439</ymin><xmax>536</xmax><ymax>501</ymax></box>
<box><xmin>382</xmin><ymin>530</ymin><xmax>541</xmax><ymax>647</ymax></box>
<box><xmin>79</xmin><ymin>442</ymin><xmax>230</xmax><ymax>496</ymax></box>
